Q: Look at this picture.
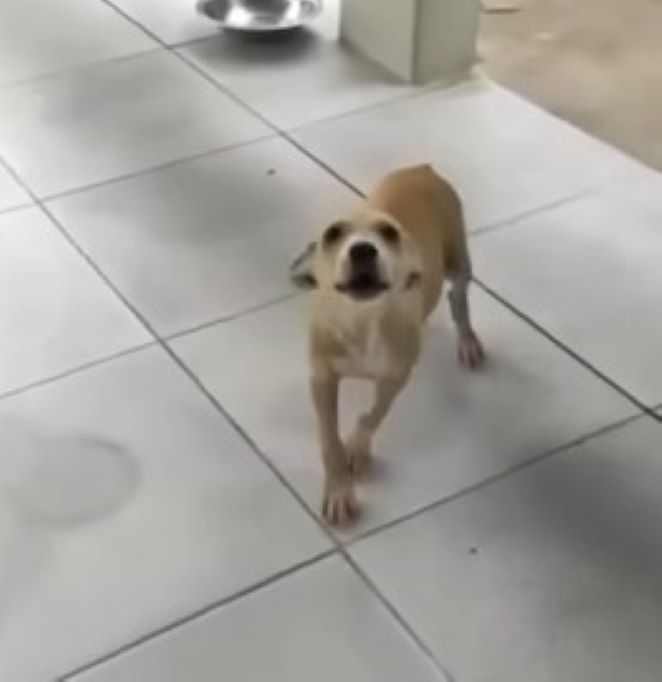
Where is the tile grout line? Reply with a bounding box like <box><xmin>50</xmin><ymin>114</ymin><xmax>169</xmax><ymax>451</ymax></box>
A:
<box><xmin>0</xmin><ymin>201</ymin><xmax>32</xmax><ymax>217</ymax></box>
<box><xmin>40</xmin><ymin>132</ymin><xmax>277</xmax><ymax>203</ymax></box>
<box><xmin>0</xmin><ymin>294</ymin><xmax>294</xmax><ymax>404</ymax></box>
<box><xmin>0</xmin><ymin>46</ymin><xmax>163</xmax><ymax>91</ymax></box>
<box><xmin>100</xmin><ymin>0</ymin><xmax>467</xmax><ymax>136</ymax></box>
<box><xmin>0</xmin><ymin>154</ymin><xmax>162</xmax><ymax>344</ymax></box>
<box><xmin>346</xmin><ymin>410</ymin><xmax>648</xmax><ymax>548</ymax></box>
<box><xmin>57</xmin><ymin>376</ymin><xmax>650</xmax><ymax>680</ymax></box>
<box><xmin>148</xmin><ymin>343</ymin><xmax>459</xmax><ymax>682</ymax></box>
<box><xmin>339</xmin><ymin>551</ymin><xmax>458</xmax><ymax>682</ymax></box>
<box><xmin>0</xmin><ymin>341</ymin><xmax>156</xmax><ymax>404</ymax></box>
<box><xmin>57</xmin><ymin>549</ymin><xmax>337</xmax><ymax>681</ymax></box>
<box><xmin>163</xmin><ymin>292</ymin><xmax>296</xmax><ymax>341</ymax></box>
<box><xmin>469</xmin><ymin>187</ymin><xmax>597</xmax><ymax>238</ymax></box>
<box><xmin>474</xmin><ymin>278</ymin><xmax>659</xmax><ymax>419</ymax></box>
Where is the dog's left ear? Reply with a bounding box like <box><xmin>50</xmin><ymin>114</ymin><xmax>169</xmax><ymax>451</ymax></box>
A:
<box><xmin>289</xmin><ymin>242</ymin><xmax>318</xmax><ymax>290</ymax></box>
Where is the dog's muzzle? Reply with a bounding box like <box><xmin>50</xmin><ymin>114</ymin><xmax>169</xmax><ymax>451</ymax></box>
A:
<box><xmin>335</xmin><ymin>241</ymin><xmax>389</xmax><ymax>300</ymax></box>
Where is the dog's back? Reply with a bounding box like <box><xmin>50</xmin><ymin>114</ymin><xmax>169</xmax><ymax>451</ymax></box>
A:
<box><xmin>367</xmin><ymin>164</ymin><xmax>466</xmax><ymax>317</ymax></box>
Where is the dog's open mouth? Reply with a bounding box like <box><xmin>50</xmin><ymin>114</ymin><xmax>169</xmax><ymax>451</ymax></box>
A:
<box><xmin>336</xmin><ymin>272</ymin><xmax>389</xmax><ymax>300</ymax></box>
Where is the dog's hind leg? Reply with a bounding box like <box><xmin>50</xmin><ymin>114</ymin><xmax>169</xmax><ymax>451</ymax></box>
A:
<box><xmin>447</xmin><ymin>244</ymin><xmax>484</xmax><ymax>369</ymax></box>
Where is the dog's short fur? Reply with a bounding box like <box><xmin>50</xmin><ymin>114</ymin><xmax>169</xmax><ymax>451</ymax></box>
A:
<box><xmin>291</xmin><ymin>164</ymin><xmax>484</xmax><ymax>525</ymax></box>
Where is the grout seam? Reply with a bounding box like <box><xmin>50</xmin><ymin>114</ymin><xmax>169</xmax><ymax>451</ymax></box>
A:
<box><xmin>58</xmin><ymin>549</ymin><xmax>336</xmax><ymax>681</ymax></box>
<box><xmin>97</xmin><ymin>0</ymin><xmax>170</xmax><ymax>46</ymax></box>
<box><xmin>474</xmin><ymin>278</ymin><xmax>658</xmax><ymax>418</ymax></box>
<box><xmin>347</xmin><ymin>410</ymin><xmax>648</xmax><ymax>548</ymax></box>
<box><xmin>0</xmin><ymin>342</ymin><xmax>156</xmax><ymax>404</ymax></box>
<box><xmin>0</xmin><ymin>46</ymin><xmax>163</xmax><ymax>91</ymax></box>
<box><xmin>41</xmin><ymin>133</ymin><xmax>277</xmax><ymax>203</ymax></box>
<box><xmin>469</xmin><ymin>188</ymin><xmax>595</xmax><ymax>238</ymax></box>
<box><xmin>164</xmin><ymin>293</ymin><xmax>296</xmax><ymax>342</ymax></box>
<box><xmin>0</xmin><ymin>201</ymin><xmax>33</xmax><ymax>217</ymax></box>
<box><xmin>155</xmin><ymin>342</ymin><xmax>458</xmax><ymax>682</ymax></box>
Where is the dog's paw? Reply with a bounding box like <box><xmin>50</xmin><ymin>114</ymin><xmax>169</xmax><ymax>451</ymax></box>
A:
<box><xmin>322</xmin><ymin>478</ymin><xmax>360</xmax><ymax>526</ymax></box>
<box><xmin>458</xmin><ymin>333</ymin><xmax>485</xmax><ymax>370</ymax></box>
<box><xmin>345</xmin><ymin>428</ymin><xmax>373</xmax><ymax>478</ymax></box>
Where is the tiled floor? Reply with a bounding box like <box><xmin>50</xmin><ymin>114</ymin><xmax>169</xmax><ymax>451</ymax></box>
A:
<box><xmin>1</xmin><ymin>2</ymin><xmax>661</xmax><ymax>682</ymax></box>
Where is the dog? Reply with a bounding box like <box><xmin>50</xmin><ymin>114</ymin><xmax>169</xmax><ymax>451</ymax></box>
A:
<box><xmin>290</xmin><ymin>164</ymin><xmax>484</xmax><ymax>526</ymax></box>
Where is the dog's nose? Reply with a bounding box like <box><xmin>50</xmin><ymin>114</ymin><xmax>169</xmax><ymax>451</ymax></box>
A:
<box><xmin>349</xmin><ymin>242</ymin><xmax>377</xmax><ymax>265</ymax></box>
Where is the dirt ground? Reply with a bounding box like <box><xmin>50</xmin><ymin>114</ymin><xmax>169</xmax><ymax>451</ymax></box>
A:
<box><xmin>479</xmin><ymin>0</ymin><xmax>662</xmax><ymax>170</ymax></box>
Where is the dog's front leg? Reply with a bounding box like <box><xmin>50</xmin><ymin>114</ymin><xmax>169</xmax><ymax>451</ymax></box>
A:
<box><xmin>311</xmin><ymin>372</ymin><xmax>358</xmax><ymax>526</ymax></box>
<box><xmin>346</xmin><ymin>371</ymin><xmax>409</xmax><ymax>476</ymax></box>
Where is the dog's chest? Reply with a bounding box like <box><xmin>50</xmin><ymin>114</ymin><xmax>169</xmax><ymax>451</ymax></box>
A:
<box><xmin>332</xmin><ymin>322</ymin><xmax>392</xmax><ymax>379</ymax></box>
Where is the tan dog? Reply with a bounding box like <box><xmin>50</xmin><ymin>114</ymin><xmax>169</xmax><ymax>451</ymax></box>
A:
<box><xmin>291</xmin><ymin>164</ymin><xmax>484</xmax><ymax>526</ymax></box>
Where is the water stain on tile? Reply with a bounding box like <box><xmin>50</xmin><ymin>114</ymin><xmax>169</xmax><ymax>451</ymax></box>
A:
<box><xmin>0</xmin><ymin>418</ymin><xmax>140</xmax><ymax>528</ymax></box>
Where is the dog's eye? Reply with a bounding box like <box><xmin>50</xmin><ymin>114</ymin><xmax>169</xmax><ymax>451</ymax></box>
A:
<box><xmin>323</xmin><ymin>222</ymin><xmax>346</xmax><ymax>247</ymax></box>
<box><xmin>377</xmin><ymin>223</ymin><xmax>400</xmax><ymax>245</ymax></box>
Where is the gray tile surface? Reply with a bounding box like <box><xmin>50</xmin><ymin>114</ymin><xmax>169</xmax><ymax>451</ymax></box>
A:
<box><xmin>0</xmin><ymin>207</ymin><xmax>149</xmax><ymax>395</ymax></box>
<box><xmin>1</xmin><ymin>10</ymin><xmax>658</xmax><ymax>682</ymax></box>
<box><xmin>172</xmin><ymin>291</ymin><xmax>633</xmax><ymax>536</ymax></box>
<box><xmin>0</xmin><ymin>348</ymin><xmax>328</xmax><ymax>682</ymax></box>
<box><xmin>0</xmin><ymin>164</ymin><xmax>30</xmax><ymax>213</ymax></box>
<box><xmin>0</xmin><ymin>0</ymin><xmax>154</xmax><ymax>85</ymax></box>
<box><xmin>351</xmin><ymin>416</ymin><xmax>662</xmax><ymax>682</ymax></box>
<box><xmin>49</xmin><ymin>138</ymin><xmax>359</xmax><ymax>335</ymax></box>
<box><xmin>67</xmin><ymin>558</ymin><xmax>445</xmax><ymax>682</ymax></box>
<box><xmin>472</xmin><ymin>166</ymin><xmax>662</xmax><ymax>407</ymax></box>
<box><xmin>0</xmin><ymin>52</ymin><xmax>270</xmax><ymax>197</ymax></box>
<box><xmin>293</xmin><ymin>79</ymin><xmax>640</xmax><ymax>230</ymax></box>
<box><xmin>180</xmin><ymin>29</ymin><xmax>414</xmax><ymax>130</ymax></box>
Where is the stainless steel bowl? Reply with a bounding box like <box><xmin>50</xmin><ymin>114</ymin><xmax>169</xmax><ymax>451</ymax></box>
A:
<box><xmin>197</xmin><ymin>0</ymin><xmax>323</xmax><ymax>33</ymax></box>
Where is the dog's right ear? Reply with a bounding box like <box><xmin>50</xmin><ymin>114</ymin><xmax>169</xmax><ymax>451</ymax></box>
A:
<box><xmin>289</xmin><ymin>241</ymin><xmax>317</xmax><ymax>290</ymax></box>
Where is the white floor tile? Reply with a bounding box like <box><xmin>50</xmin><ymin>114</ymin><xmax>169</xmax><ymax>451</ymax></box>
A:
<box><xmin>172</xmin><ymin>289</ymin><xmax>632</xmax><ymax>536</ymax></box>
<box><xmin>48</xmin><ymin>138</ymin><xmax>359</xmax><ymax>336</ymax></box>
<box><xmin>351</xmin><ymin>416</ymin><xmax>662</xmax><ymax>682</ymax></box>
<box><xmin>0</xmin><ymin>52</ymin><xmax>270</xmax><ymax>197</ymax></box>
<box><xmin>0</xmin><ymin>207</ymin><xmax>149</xmax><ymax>395</ymax></box>
<box><xmin>293</xmin><ymin>79</ymin><xmax>640</xmax><ymax>230</ymax></box>
<box><xmin>67</xmin><ymin>557</ymin><xmax>444</xmax><ymax>682</ymax></box>
<box><xmin>110</xmin><ymin>0</ymin><xmax>219</xmax><ymax>46</ymax></box>
<box><xmin>0</xmin><ymin>165</ymin><xmax>30</xmax><ymax>213</ymax></box>
<box><xmin>179</xmin><ymin>27</ymin><xmax>414</xmax><ymax>130</ymax></box>
<box><xmin>0</xmin><ymin>348</ymin><xmax>328</xmax><ymax>682</ymax></box>
<box><xmin>471</xmin><ymin>167</ymin><xmax>662</xmax><ymax>407</ymax></box>
<box><xmin>0</xmin><ymin>0</ymin><xmax>154</xmax><ymax>85</ymax></box>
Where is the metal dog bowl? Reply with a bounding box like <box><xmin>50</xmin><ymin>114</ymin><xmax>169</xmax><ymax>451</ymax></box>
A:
<box><xmin>197</xmin><ymin>0</ymin><xmax>323</xmax><ymax>33</ymax></box>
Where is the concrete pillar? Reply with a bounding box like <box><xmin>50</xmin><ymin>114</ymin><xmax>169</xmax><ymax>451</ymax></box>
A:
<box><xmin>340</xmin><ymin>0</ymin><xmax>480</xmax><ymax>84</ymax></box>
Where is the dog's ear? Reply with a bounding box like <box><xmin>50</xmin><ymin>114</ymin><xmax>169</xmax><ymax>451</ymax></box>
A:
<box><xmin>289</xmin><ymin>241</ymin><xmax>318</xmax><ymax>290</ymax></box>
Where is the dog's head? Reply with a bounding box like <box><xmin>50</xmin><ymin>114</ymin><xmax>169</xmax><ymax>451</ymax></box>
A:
<box><xmin>291</xmin><ymin>212</ymin><xmax>422</xmax><ymax>303</ymax></box>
